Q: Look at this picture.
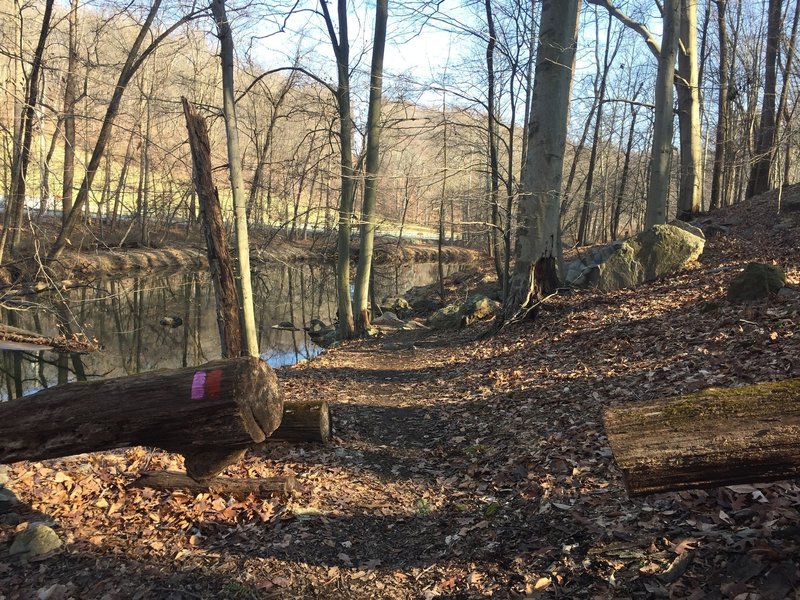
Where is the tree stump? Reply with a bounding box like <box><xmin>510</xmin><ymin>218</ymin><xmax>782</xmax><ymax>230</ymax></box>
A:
<box><xmin>268</xmin><ymin>400</ymin><xmax>331</xmax><ymax>444</ymax></box>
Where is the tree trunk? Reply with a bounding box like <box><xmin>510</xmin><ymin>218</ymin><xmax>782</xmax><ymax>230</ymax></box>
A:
<box><xmin>502</xmin><ymin>0</ymin><xmax>581</xmax><ymax>323</ymax></box>
<box><xmin>182</xmin><ymin>98</ymin><xmax>243</xmax><ymax>359</ymax></box>
<box><xmin>268</xmin><ymin>400</ymin><xmax>331</xmax><ymax>443</ymax></box>
<box><xmin>0</xmin><ymin>357</ymin><xmax>283</xmax><ymax>481</ymax></box>
<box><xmin>676</xmin><ymin>0</ymin><xmax>702</xmax><ymax>219</ymax></box>
<box><xmin>353</xmin><ymin>0</ymin><xmax>388</xmax><ymax>335</ymax></box>
<box><xmin>646</xmin><ymin>0</ymin><xmax>681</xmax><ymax>228</ymax></box>
<box><xmin>320</xmin><ymin>0</ymin><xmax>356</xmax><ymax>339</ymax></box>
<box><xmin>211</xmin><ymin>0</ymin><xmax>259</xmax><ymax>358</ymax></box>
<box><xmin>746</xmin><ymin>0</ymin><xmax>783</xmax><ymax>198</ymax></box>
<box><xmin>61</xmin><ymin>0</ymin><xmax>79</xmax><ymax>224</ymax></box>
<box><xmin>709</xmin><ymin>0</ymin><xmax>729</xmax><ymax>210</ymax></box>
<box><xmin>604</xmin><ymin>378</ymin><xmax>800</xmax><ymax>495</ymax></box>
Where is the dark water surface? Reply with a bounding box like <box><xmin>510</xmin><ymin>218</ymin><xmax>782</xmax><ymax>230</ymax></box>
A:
<box><xmin>1</xmin><ymin>262</ymin><xmax>460</xmax><ymax>399</ymax></box>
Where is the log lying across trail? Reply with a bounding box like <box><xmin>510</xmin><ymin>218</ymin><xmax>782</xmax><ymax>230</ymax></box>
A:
<box><xmin>133</xmin><ymin>470</ymin><xmax>298</xmax><ymax>497</ymax></box>
<box><xmin>0</xmin><ymin>357</ymin><xmax>283</xmax><ymax>481</ymax></box>
<box><xmin>604</xmin><ymin>378</ymin><xmax>800</xmax><ymax>495</ymax></box>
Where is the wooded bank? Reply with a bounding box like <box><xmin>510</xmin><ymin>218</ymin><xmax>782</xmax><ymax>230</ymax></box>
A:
<box><xmin>604</xmin><ymin>378</ymin><xmax>800</xmax><ymax>495</ymax></box>
<box><xmin>0</xmin><ymin>356</ymin><xmax>283</xmax><ymax>481</ymax></box>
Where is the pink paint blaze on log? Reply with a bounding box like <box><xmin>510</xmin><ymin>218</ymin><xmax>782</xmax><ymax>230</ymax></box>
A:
<box><xmin>191</xmin><ymin>371</ymin><xmax>206</xmax><ymax>400</ymax></box>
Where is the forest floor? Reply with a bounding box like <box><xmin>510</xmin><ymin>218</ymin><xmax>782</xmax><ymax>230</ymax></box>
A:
<box><xmin>2</xmin><ymin>188</ymin><xmax>800</xmax><ymax>599</ymax></box>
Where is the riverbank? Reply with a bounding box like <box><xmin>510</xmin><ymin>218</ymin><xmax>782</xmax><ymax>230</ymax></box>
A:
<box><xmin>2</xmin><ymin>190</ymin><xmax>799</xmax><ymax>597</ymax></box>
<box><xmin>0</xmin><ymin>218</ymin><xmax>481</xmax><ymax>290</ymax></box>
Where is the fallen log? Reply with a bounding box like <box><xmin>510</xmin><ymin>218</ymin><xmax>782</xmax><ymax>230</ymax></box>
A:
<box><xmin>0</xmin><ymin>356</ymin><xmax>283</xmax><ymax>481</ymax></box>
<box><xmin>133</xmin><ymin>470</ymin><xmax>298</xmax><ymax>497</ymax></box>
<box><xmin>603</xmin><ymin>378</ymin><xmax>800</xmax><ymax>495</ymax></box>
<box><xmin>268</xmin><ymin>400</ymin><xmax>331</xmax><ymax>443</ymax></box>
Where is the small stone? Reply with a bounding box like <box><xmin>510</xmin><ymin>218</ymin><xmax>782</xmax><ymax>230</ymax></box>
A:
<box><xmin>1</xmin><ymin>512</ymin><xmax>22</xmax><ymax>526</ymax></box>
<box><xmin>0</xmin><ymin>464</ymin><xmax>10</xmax><ymax>486</ymax></box>
<box><xmin>9</xmin><ymin>523</ymin><xmax>62</xmax><ymax>559</ymax></box>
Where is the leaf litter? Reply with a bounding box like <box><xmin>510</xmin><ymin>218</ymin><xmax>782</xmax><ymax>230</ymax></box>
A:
<box><xmin>1</xmin><ymin>189</ymin><xmax>800</xmax><ymax>597</ymax></box>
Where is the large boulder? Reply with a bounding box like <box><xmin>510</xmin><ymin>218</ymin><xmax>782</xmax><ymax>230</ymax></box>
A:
<box><xmin>727</xmin><ymin>263</ymin><xmax>786</xmax><ymax>302</ymax></box>
<box><xmin>565</xmin><ymin>223</ymin><xmax>705</xmax><ymax>291</ymax></box>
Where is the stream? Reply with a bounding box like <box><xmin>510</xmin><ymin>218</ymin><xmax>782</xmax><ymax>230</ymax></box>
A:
<box><xmin>0</xmin><ymin>262</ymin><xmax>462</xmax><ymax>399</ymax></box>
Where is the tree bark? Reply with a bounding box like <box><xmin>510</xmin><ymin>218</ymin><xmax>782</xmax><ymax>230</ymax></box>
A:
<box><xmin>353</xmin><ymin>0</ymin><xmax>388</xmax><ymax>335</ymax></box>
<box><xmin>182</xmin><ymin>97</ymin><xmax>243</xmax><ymax>359</ymax></box>
<box><xmin>502</xmin><ymin>0</ymin><xmax>581</xmax><ymax>323</ymax></box>
<box><xmin>604</xmin><ymin>378</ymin><xmax>800</xmax><ymax>495</ymax></box>
<box><xmin>133</xmin><ymin>471</ymin><xmax>298</xmax><ymax>496</ymax></box>
<box><xmin>676</xmin><ymin>0</ymin><xmax>702</xmax><ymax>219</ymax></box>
<box><xmin>709</xmin><ymin>0</ymin><xmax>729</xmax><ymax>210</ymax></box>
<box><xmin>646</xmin><ymin>0</ymin><xmax>681</xmax><ymax>228</ymax></box>
<box><xmin>267</xmin><ymin>400</ymin><xmax>331</xmax><ymax>443</ymax></box>
<box><xmin>61</xmin><ymin>0</ymin><xmax>79</xmax><ymax>224</ymax></box>
<box><xmin>211</xmin><ymin>0</ymin><xmax>259</xmax><ymax>358</ymax></box>
<box><xmin>0</xmin><ymin>357</ymin><xmax>283</xmax><ymax>481</ymax></box>
<box><xmin>320</xmin><ymin>0</ymin><xmax>356</xmax><ymax>339</ymax></box>
<box><xmin>746</xmin><ymin>0</ymin><xmax>783</xmax><ymax>198</ymax></box>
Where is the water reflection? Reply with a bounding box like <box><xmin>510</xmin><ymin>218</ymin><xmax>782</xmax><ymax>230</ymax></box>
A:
<box><xmin>0</xmin><ymin>262</ymin><xmax>460</xmax><ymax>399</ymax></box>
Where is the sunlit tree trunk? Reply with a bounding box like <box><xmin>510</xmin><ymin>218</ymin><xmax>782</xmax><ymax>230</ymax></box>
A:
<box><xmin>354</xmin><ymin>0</ymin><xmax>388</xmax><ymax>335</ymax></box>
<box><xmin>210</xmin><ymin>0</ymin><xmax>258</xmax><ymax>357</ymax></box>
<box><xmin>676</xmin><ymin>0</ymin><xmax>702</xmax><ymax>219</ymax></box>
<box><xmin>503</xmin><ymin>0</ymin><xmax>581</xmax><ymax>323</ymax></box>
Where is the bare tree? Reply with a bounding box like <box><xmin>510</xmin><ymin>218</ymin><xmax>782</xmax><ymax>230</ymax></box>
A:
<box><xmin>502</xmin><ymin>0</ymin><xmax>581</xmax><ymax>323</ymax></box>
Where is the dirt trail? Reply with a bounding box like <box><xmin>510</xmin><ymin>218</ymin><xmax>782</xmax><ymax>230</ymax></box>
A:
<box><xmin>2</xmin><ymin>189</ymin><xmax>800</xmax><ymax>598</ymax></box>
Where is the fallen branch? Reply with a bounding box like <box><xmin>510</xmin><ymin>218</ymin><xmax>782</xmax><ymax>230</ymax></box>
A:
<box><xmin>132</xmin><ymin>470</ymin><xmax>298</xmax><ymax>497</ymax></box>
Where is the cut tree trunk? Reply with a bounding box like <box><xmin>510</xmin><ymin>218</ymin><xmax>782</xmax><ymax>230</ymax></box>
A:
<box><xmin>604</xmin><ymin>379</ymin><xmax>800</xmax><ymax>495</ymax></box>
<box><xmin>182</xmin><ymin>97</ymin><xmax>243</xmax><ymax>359</ymax></box>
<box><xmin>267</xmin><ymin>400</ymin><xmax>331</xmax><ymax>444</ymax></box>
<box><xmin>133</xmin><ymin>470</ymin><xmax>298</xmax><ymax>497</ymax></box>
<box><xmin>0</xmin><ymin>357</ymin><xmax>283</xmax><ymax>481</ymax></box>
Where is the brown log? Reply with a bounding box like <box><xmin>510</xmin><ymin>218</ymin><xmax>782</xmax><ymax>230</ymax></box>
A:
<box><xmin>603</xmin><ymin>378</ymin><xmax>800</xmax><ymax>495</ymax></box>
<box><xmin>0</xmin><ymin>357</ymin><xmax>283</xmax><ymax>481</ymax></box>
<box><xmin>182</xmin><ymin>97</ymin><xmax>243</xmax><ymax>359</ymax></box>
<box><xmin>133</xmin><ymin>470</ymin><xmax>298</xmax><ymax>497</ymax></box>
<box><xmin>268</xmin><ymin>400</ymin><xmax>331</xmax><ymax>443</ymax></box>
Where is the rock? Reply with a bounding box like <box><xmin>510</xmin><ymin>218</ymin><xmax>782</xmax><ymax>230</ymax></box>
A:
<box><xmin>566</xmin><ymin>223</ymin><xmax>705</xmax><ymax>292</ymax></box>
<box><xmin>1</xmin><ymin>512</ymin><xmax>22</xmax><ymax>526</ymax></box>
<box><xmin>669</xmin><ymin>219</ymin><xmax>705</xmax><ymax>240</ymax></box>
<box><xmin>0</xmin><ymin>464</ymin><xmax>9</xmax><ymax>485</ymax></box>
<box><xmin>427</xmin><ymin>304</ymin><xmax>462</xmax><ymax>330</ymax></box>
<box><xmin>727</xmin><ymin>263</ymin><xmax>786</xmax><ymax>302</ymax></box>
<box><xmin>700</xmin><ymin>223</ymin><xmax>731</xmax><ymax>238</ymax></box>
<box><xmin>427</xmin><ymin>295</ymin><xmax>501</xmax><ymax>329</ymax></box>
<box><xmin>778</xmin><ymin>286</ymin><xmax>800</xmax><ymax>299</ymax></box>
<box><xmin>380</xmin><ymin>297</ymin><xmax>412</xmax><ymax>317</ymax></box>
<box><xmin>37</xmin><ymin>583</ymin><xmax>70</xmax><ymax>600</ymax></box>
<box><xmin>159</xmin><ymin>316</ymin><xmax>183</xmax><ymax>328</ymax></box>
<box><xmin>0</xmin><ymin>486</ymin><xmax>20</xmax><ymax>513</ymax></box>
<box><xmin>373</xmin><ymin>312</ymin><xmax>405</xmax><ymax>327</ymax></box>
<box><xmin>459</xmin><ymin>293</ymin><xmax>501</xmax><ymax>326</ymax></box>
<box><xmin>305</xmin><ymin>319</ymin><xmax>338</xmax><ymax>347</ymax></box>
<box><xmin>9</xmin><ymin>523</ymin><xmax>62</xmax><ymax>559</ymax></box>
<box><xmin>401</xmin><ymin>320</ymin><xmax>430</xmax><ymax>331</ymax></box>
